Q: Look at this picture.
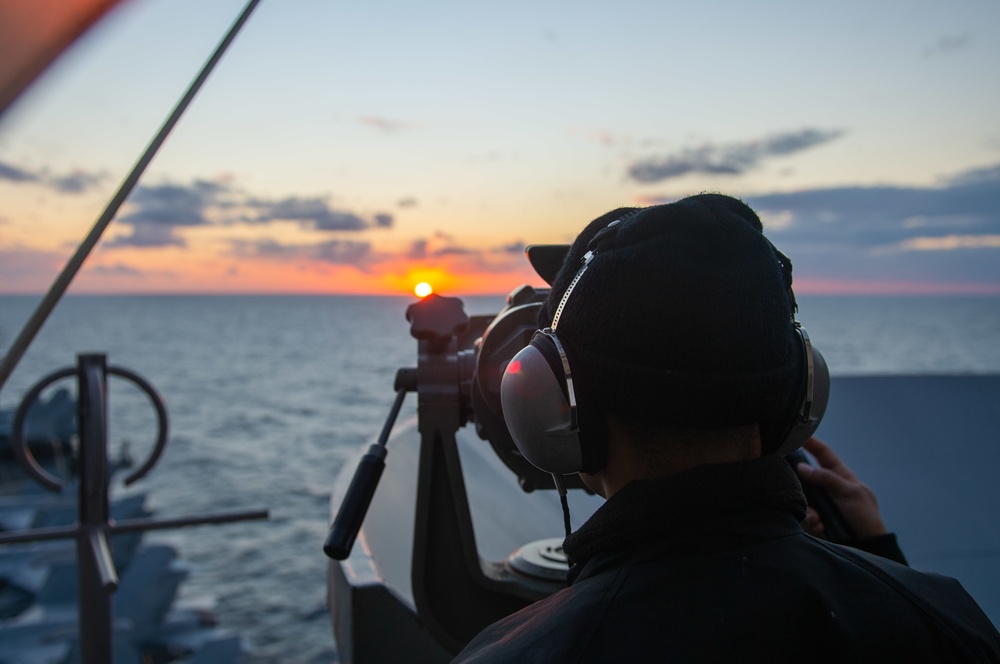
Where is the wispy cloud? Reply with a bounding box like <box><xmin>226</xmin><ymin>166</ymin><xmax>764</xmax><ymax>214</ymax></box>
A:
<box><xmin>358</xmin><ymin>116</ymin><xmax>412</xmax><ymax>133</ymax></box>
<box><xmin>894</xmin><ymin>235</ymin><xmax>1000</xmax><ymax>252</ymax></box>
<box><xmin>639</xmin><ymin>162</ymin><xmax>1000</xmax><ymax>290</ymax></box>
<box><xmin>943</xmin><ymin>163</ymin><xmax>1000</xmax><ymax>187</ymax></box>
<box><xmin>405</xmin><ymin>236</ymin><xmax>529</xmax><ymax>272</ymax></box>
<box><xmin>249</xmin><ymin>197</ymin><xmax>370</xmax><ymax>231</ymax></box>
<box><xmin>228</xmin><ymin>234</ymin><xmax>527</xmax><ymax>275</ymax></box>
<box><xmin>922</xmin><ymin>33</ymin><xmax>972</xmax><ymax>57</ymax></box>
<box><xmin>745</xmin><ymin>167</ymin><xmax>1000</xmax><ymax>246</ymax></box>
<box><xmin>627</xmin><ymin>129</ymin><xmax>845</xmax><ymax>183</ymax></box>
<box><xmin>120</xmin><ymin>180</ymin><xmax>225</xmax><ymax>227</ymax></box>
<box><xmin>108</xmin><ymin>179</ymin><xmax>394</xmax><ymax>248</ymax></box>
<box><xmin>50</xmin><ymin>170</ymin><xmax>106</xmax><ymax>194</ymax></box>
<box><xmin>231</xmin><ymin>238</ymin><xmax>374</xmax><ymax>267</ymax></box>
<box><xmin>408</xmin><ymin>239</ymin><xmax>428</xmax><ymax>259</ymax></box>
<box><xmin>108</xmin><ymin>179</ymin><xmax>225</xmax><ymax>248</ymax></box>
<box><xmin>89</xmin><ymin>263</ymin><xmax>146</xmax><ymax>276</ymax></box>
<box><xmin>0</xmin><ymin>161</ymin><xmax>39</xmax><ymax>184</ymax></box>
<box><xmin>108</xmin><ymin>223</ymin><xmax>188</xmax><ymax>248</ymax></box>
<box><xmin>0</xmin><ymin>159</ymin><xmax>105</xmax><ymax>193</ymax></box>
<box><xmin>498</xmin><ymin>241</ymin><xmax>526</xmax><ymax>254</ymax></box>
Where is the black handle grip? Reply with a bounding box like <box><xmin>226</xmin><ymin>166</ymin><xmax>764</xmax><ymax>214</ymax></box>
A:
<box><xmin>786</xmin><ymin>450</ymin><xmax>856</xmax><ymax>544</ymax></box>
<box><xmin>324</xmin><ymin>444</ymin><xmax>387</xmax><ymax>560</ymax></box>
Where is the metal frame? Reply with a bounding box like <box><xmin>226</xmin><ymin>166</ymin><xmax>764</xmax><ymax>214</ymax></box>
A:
<box><xmin>0</xmin><ymin>354</ymin><xmax>268</xmax><ymax>663</ymax></box>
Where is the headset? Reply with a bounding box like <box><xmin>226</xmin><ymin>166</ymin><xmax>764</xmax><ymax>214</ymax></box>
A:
<box><xmin>500</xmin><ymin>213</ymin><xmax>830</xmax><ymax>479</ymax></box>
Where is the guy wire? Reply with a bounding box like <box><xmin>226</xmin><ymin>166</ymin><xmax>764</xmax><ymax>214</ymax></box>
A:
<box><xmin>0</xmin><ymin>0</ymin><xmax>262</xmax><ymax>393</ymax></box>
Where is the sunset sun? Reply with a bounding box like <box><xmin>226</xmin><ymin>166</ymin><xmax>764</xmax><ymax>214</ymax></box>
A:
<box><xmin>414</xmin><ymin>282</ymin><xmax>433</xmax><ymax>297</ymax></box>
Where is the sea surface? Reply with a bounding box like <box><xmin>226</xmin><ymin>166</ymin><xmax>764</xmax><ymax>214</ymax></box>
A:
<box><xmin>1</xmin><ymin>293</ymin><xmax>999</xmax><ymax>662</ymax></box>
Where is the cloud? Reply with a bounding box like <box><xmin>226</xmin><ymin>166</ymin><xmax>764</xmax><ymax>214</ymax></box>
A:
<box><xmin>0</xmin><ymin>159</ymin><xmax>104</xmax><ymax>193</ymax></box>
<box><xmin>359</xmin><ymin>116</ymin><xmax>411</xmax><ymax>132</ymax></box>
<box><xmin>943</xmin><ymin>163</ymin><xmax>1000</xmax><ymax>187</ymax></box>
<box><xmin>894</xmin><ymin>235</ymin><xmax>1000</xmax><ymax>252</ymax></box>
<box><xmin>107</xmin><ymin>179</ymin><xmax>392</xmax><ymax>248</ymax></box>
<box><xmin>405</xmin><ymin>236</ymin><xmax>531</xmax><ymax>273</ymax></box>
<box><xmin>316</xmin><ymin>240</ymin><xmax>372</xmax><ymax>264</ymax></box>
<box><xmin>627</xmin><ymin>129</ymin><xmax>845</xmax><ymax>183</ymax></box>
<box><xmin>435</xmin><ymin>246</ymin><xmax>475</xmax><ymax>256</ymax></box>
<box><xmin>107</xmin><ymin>223</ymin><xmax>187</xmax><ymax>248</ymax></box>
<box><xmin>746</xmin><ymin>167</ymin><xmax>1000</xmax><ymax>244</ymax></box>
<box><xmin>248</xmin><ymin>196</ymin><xmax>393</xmax><ymax>231</ymax></box>
<box><xmin>0</xmin><ymin>172</ymin><xmax>391</xmax><ymax>249</ymax></box>
<box><xmin>0</xmin><ymin>160</ymin><xmax>40</xmax><ymax>183</ymax></box>
<box><xmin>638</xmin><ymin>162</ymin><xmax>1000</xmax><ymax>289</ymax></box>
<box><xmin>89</xmin><ymin>263</ymin><xmax>145</xmax><ymax>276</ymax></box>
<box><xmin>397</xmin><ymin>196</ymin><xmax>418</xmax><ymax>208</ymax></box>
<box><xmin>227</xmin><ymin>234</ymin><xmax>530</xmax><ymax>277</ymax></box>
<box><xmin>50</xmin><ymin>170</ymin><xmax>106</xmax><ymax>194</ymax></box>
<box><xmin>230</xmin><ymin>238</ymin><xmax>374</xmax><ymax>267</ymax></box>
<box><xmin>108</xmin><ymin>179</ymin><xmax>227</xmax><ymax>247</ymax></box>
<box><xmin>499</xmin><ymin>241</ymin><xmax>526</xmax><ymax>254</ymax></box>
<box><xmin>441</xmin><ymin>241</ymin><xmax>532</xmax><ymax>273</ymax></box>
<box><xmin>121</xmin><ymin>179</ymin><xmax>225</xmax><ymax>227</ymax></box>
<box><xmin>408</xmin><ymin>239</ymin><xmax>428</xmax><ymax>259</ymax></box>
<box><xmin>251</xmin><ymin>197</ymin><xmax>367</xmax><ymax>230</ymax></box>
<box><xmin>923</xmin><ymin>33</ymin><xmax>972</xmax><ymax>57</ymax></box>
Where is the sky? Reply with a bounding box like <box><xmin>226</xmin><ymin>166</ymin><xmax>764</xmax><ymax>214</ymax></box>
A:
<box><xmin>0</xmin><ymin>0</ymin><xmax>998</xmax><ymax>296</ymax></box>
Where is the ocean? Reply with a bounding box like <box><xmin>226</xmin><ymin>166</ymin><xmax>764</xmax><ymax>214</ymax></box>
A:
<box><xmin>1</xmin><ymin>293</ymin><xmax>999</xmax><ymax>662</ymax></box>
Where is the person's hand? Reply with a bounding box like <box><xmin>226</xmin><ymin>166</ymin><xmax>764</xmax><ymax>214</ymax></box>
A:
<box><xmin>795</xmin><ymin>436</ymin><xmax>887</xmax><ymax>540</ymax></box>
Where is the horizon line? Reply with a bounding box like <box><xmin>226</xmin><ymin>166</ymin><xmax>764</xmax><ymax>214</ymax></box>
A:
<box><xmin>2</xmin><ymin>288</ymin><xmax>1000</xmax><ymax>298</ymax></box>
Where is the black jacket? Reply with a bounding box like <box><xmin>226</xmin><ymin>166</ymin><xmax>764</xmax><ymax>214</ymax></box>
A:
<box><xmin>454</xmin><ymin>456</ymin><xmax>1000</xmax><ymax>663</ymax></box>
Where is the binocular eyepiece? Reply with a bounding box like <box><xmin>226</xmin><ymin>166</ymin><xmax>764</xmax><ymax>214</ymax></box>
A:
<box><xmin>405</xmin><ymin>285</ymin><xmax>582</xmax><ymax>492</ymax></box>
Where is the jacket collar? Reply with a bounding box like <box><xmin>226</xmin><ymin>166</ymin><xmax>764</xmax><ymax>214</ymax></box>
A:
<box><xmin>563</xmin><ymin>455</ymin><xmax>807</xmax><ymax>575</ymax></box>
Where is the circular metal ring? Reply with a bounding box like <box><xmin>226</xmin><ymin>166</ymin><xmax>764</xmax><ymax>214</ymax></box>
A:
<box><xmin>10</xmin><ymin>364</ymin><xmax>170</xmax><ymax>491</ymax></box>
<box><xmin>11</xmin><ymin>367</ymin><xmax>77</xmax><ymax>492</ymax></box>
<box><xmin>108</xmin><ymin>366</ymin><xmax>169</xmax><ymax>486</ymax></box>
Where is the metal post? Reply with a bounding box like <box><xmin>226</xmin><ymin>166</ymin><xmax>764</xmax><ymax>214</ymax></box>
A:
<box><xmin>0</xmin><ymin>355</ymin><xmax>270</xmax><ymax>662</ymax></box>
<box><xmin>76</xmin><ymin>354</ymin><xmax>115</xmax><ymax>664</ymax></box>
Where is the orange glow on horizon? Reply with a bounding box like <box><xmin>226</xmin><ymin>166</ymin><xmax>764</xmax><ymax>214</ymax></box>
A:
<box><xmin>53</xmin><ymin>254</ymin><xmax>546</xmax><ymax>296</ymax></box>
<box><xmin>397</xmin><ymin>267</ymin><xmax>454</xmax><ymax>296</ymax></box>
<box><xmin>48</xmin><ymin>264</ymin><xmax>1000</xmax><ymax>297</ymax></box>
<box><xmin>15</xmin><ymin>247</ymin><xmax>998</xmax><ymax>297</ymax></box>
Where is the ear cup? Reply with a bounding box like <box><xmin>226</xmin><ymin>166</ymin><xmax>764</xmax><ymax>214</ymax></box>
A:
<box><xmin>769</xmin><ymin>333</ymin><xmax>831</xmax><ymax>457</ymax></box>
<box><xmin>759</xmin><ymin>237</ymin><xmax>830</xmax><ymax>457</ymax></box>
<box><xmin>500</xmin><ymin>334</ymin><xmax>584</xmax><ymax>475</ymax></box>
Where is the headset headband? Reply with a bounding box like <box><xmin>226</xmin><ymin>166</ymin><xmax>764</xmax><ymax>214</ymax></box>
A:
<box><xmin>552</xmin><ymin>210</ymin><xmax>639</xmax><ymax>329</ymax></box>
<box><xmin>550</xmin><ymin>250</ymin><xmax>595</xmax><ymax>331</ymax></box>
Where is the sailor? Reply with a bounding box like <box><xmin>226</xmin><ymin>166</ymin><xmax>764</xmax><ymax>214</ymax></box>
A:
<box><xmin>453</xmin><ymin>194</ymin><xmax>1000</xmax><ymax>662</ymax></box>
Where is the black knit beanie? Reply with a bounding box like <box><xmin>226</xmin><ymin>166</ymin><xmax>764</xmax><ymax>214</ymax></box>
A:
<box><xmin>540</xmin><ymin>194</ymin><xmax>801</xmax><ymax>448</ymax></box>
